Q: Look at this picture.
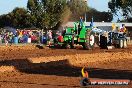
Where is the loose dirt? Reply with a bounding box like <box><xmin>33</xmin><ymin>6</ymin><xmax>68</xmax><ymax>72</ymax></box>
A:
<box><xmin>0</xmin><ymin>45</ymin><xmax>132</xmax><ymax>88</ymax></box>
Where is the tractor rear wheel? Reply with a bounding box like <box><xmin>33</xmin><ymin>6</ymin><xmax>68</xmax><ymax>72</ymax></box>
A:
<box><xmin>100</xmin><ymin>35</ymin><xmax>107</xmax><ymax>49</ymax></box>
<box><xmin>82</xmin><ymin>30</ymin><xmax>95</xmax><ymax>50</ymax></box>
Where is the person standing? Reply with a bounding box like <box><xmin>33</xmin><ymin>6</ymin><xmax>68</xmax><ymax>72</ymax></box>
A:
<box><xmin>4</xmin><ymin>33</ymin><xmax>8</xmax><ymax>46</ymax></box>
<box><xmin>47</xmin><ymin>30</ymin><xmax>52</xmax><ymax>46</ymax></box>
<box><xmin>0</xmin><ymin>34</ymin><xmax>2</xmax><ymax>44</ymax></box>
<box><xmin>120</xmin><ymin>24</ymin><xmax>127</xmax><ymax>33</ymax></box>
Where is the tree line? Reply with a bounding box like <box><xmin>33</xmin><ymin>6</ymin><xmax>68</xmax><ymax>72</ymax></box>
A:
<box><xmin>0</xmin><ymin>0</ymin><xmax>115</xmax><ymax>29</ymax></box>
<box><xmin>108</xmin><ymin>0</ymin><xmax>132</xmax><ymax>22</ymax></box>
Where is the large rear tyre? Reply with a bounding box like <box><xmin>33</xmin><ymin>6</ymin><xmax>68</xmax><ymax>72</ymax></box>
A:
<box><xmin>82</xmin><ymin>30</ymin><xmax>95</xmax><ymax>50</ymax></box>
<box><xmin>100</xmin><ymin>35</ymin><xmax>107</xmax><ymax>49</ymax></box>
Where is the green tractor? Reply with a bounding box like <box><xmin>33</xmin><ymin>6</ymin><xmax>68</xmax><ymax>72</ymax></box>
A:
<box><xmin>54</xmin><ymin>18</ymin><xmax>95</xmax><ymax>50</ymax></box>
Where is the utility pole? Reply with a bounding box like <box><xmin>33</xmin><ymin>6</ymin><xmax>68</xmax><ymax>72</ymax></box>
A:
<box><xmin>85</xmin><ymin>12</ymin><xmax>86</xmax><ymax>22</ymax></box>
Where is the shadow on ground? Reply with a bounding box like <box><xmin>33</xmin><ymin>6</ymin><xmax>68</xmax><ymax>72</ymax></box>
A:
<box><xmin>35</xmin><ymin>45</ymin><xmax>44</xmax><ymax>49</ymax></box>
<box><xmin>0</xmin><ymin>59</ymin><xmax>132</xmax><ymax>80</ymax></box>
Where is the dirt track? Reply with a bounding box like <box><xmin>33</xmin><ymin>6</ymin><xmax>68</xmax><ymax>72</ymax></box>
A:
<box><xmin>0</xmin><ymin>45</ymin><xmax>132</xmax><ymax>88</ymax></box>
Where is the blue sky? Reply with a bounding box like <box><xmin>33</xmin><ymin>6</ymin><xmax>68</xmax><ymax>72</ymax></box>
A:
<box><xmin>0</xmin><ymin>0</ymin><xmax>109</xmax><ymax>15</ymax></box>
<box><xmin>0</xmin><ymin>0</ymin><xmax>28</xmax><ymax>15</ymax></box>
<box><xmin>88</xmin><ymin>0</ymin><xmax>110</xmax><ymax>12</ymax></box>
<box><xmin>88</xmin><ymin>0</ymin><xmax>120</xmax><ymax>22</ymax></box>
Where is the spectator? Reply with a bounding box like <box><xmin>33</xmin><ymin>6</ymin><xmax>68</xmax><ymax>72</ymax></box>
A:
<box><xmin>119</xmin><ymin>24</ymin><xmax>126</xmax><ymax>33</ymax></box>
<box><xmin>47</xmin><ymin>30</ymin><xmax>52</xmax><ymax>46</ymax></box>
<box><xmin>4</xmin><ymin>33</ymin><xmax>9</xmax><ymax>46</ymax></box>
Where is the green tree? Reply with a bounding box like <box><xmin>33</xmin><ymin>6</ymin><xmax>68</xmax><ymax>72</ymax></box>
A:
<box><xmin>27</xmin><ymin>0</ymin><xmax>90</xmax><ymax>28</ymax></box>
<box><xmin>67</xmin><ymin>0</ymin><xmax>89</xmax><ymax>21</ymax></box>
<box><xmin>11</xmin><ymin>7</ymin><xmax>32</xmax><ymax>28</ymax></box>
<box><xmin>0</xmin><ymin>14</ymin><xmax>11</xmax><ymax>28</ymax></box>
<box><xmin>27</xmin><ymin>0</ymin><xmax>71</xmax><ymax>29</ymax></box>
<box><xmin>0</xmin><ymin>7</ymin><xmax>33</xmax><ymax>28</ymax></box>
<box><xmin>108</xmin><ymin>0</ymin><xmax>132</xmax><ymax>18</ymax></box>
<box><xmin>86</xmin><ymin>9</ymin><xmax>113</xmax><ymax>22</ymax></box>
